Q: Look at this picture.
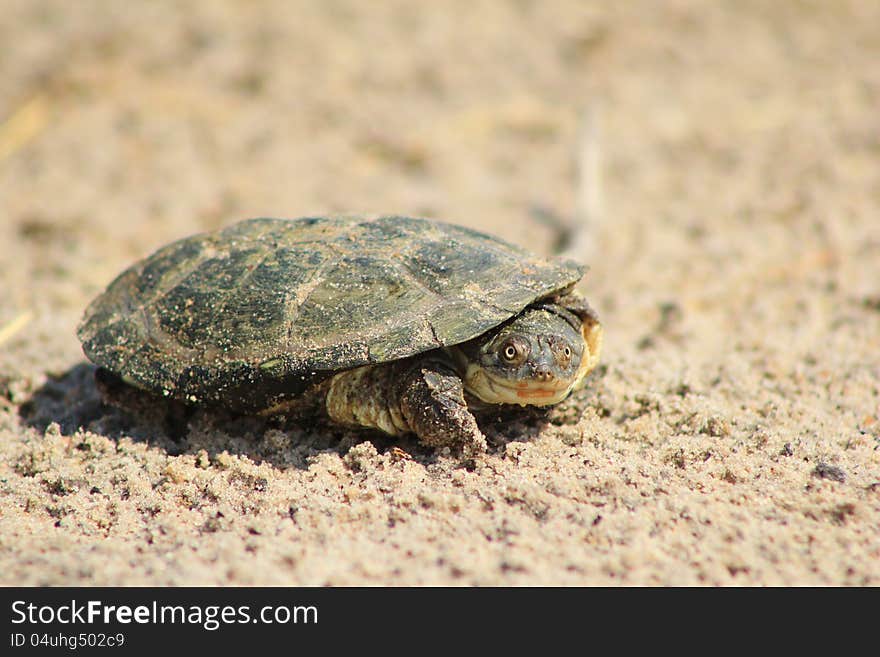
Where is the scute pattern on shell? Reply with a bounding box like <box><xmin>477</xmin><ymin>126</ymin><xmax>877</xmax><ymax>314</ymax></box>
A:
<box><xmin>78</xmin><ymin>215</ymin><xmax>584</xmax><ymax>411</ymax></box>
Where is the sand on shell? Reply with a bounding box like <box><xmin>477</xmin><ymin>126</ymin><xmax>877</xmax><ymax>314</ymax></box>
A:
<box><xmin>1</xmin><ymin>1</ymin><xmax>878</xmax><ymax>585</ymax></box>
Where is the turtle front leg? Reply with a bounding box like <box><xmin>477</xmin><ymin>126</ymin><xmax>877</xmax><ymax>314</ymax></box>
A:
<box><xmin>324</xmin><ymin>359</ymin><xmax>487</xmax><ymax>456</ymax></box>
<box><xmin>394</xmin><ymin>358</ymin><xmax>487</xmax><ymax>457</ymax></box>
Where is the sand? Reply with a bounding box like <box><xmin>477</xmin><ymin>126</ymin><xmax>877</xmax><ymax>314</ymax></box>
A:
<box><xmin>1</xmin><ymin>0</ymin><xmax>878</xmax><ymax>586</ymax></box>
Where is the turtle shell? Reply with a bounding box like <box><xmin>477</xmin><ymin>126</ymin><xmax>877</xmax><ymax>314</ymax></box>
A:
<box><xmin>78</xmin><ymin>216</ymin><xmax>584</xmax><ymax>411</ymax></box>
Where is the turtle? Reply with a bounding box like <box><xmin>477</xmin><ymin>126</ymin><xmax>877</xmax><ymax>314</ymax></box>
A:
<box><xmin>78</xmin><ymin>215</ymin><xmax>603</xmax><ymax>455</ymax></box>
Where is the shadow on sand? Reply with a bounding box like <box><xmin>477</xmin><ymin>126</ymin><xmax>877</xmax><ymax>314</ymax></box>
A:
<box><xmin>16</xmin><ymin>363</ymin><xmax>398</xmax><ymax>470</ymax></box>
<box><xmin>17</xmin><ymin>362</ymin><xmax>580</xmax><ymax>470</ymax></box>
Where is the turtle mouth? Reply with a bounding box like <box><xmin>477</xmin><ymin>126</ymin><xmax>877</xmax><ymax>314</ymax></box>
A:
<box><xmin>465</xmin><ymin>368</ymin><xmax>574</xmax><ymax>406</ymax></box>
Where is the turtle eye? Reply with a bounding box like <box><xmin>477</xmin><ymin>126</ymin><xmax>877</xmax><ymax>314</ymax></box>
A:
<box><xmin>556</xmin><ymin>344</ymin><xmax>574</xmax><ymax>367</ymax></box>
<box><xmin>499</xmin><ymin>340</ymin><xmax>525</xmax><ymax>364</ymax></box>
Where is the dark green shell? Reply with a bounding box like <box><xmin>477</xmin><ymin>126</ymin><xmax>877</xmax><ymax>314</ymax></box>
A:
<box><xmin>78</xmin><ymin>216</ymin><xmax>584</xmax><ymax>411</ymax></box>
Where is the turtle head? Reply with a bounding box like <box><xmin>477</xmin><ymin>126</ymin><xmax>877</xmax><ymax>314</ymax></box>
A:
<box><xmin>452</xmin><ymin>302</ymin><xmax>603</xmax><ymax>407</ymax></box>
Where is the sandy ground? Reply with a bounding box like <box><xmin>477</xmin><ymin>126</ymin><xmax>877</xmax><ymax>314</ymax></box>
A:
<box><xmin>1</xmin><ymin>0</ymin><xmax>878</xmax><ymax>586</ymax></box>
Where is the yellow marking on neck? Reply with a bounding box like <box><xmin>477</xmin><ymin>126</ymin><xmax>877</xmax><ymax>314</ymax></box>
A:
<box><xmin>573</xmin><ymin>317</ymin><xmax>603</xmax><ymax>390</ymax></box>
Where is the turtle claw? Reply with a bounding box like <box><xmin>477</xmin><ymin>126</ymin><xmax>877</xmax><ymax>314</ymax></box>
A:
<box><xmin>395</xmin><ymin>359</ymin><xmax>488</xmax><ymax>455</ymax></box>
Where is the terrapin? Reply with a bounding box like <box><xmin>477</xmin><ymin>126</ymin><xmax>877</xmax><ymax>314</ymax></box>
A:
<box><xmin>78</xmin><ymin>216</ymin><xmax>603</xmax><ymax>455</ymax></box>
